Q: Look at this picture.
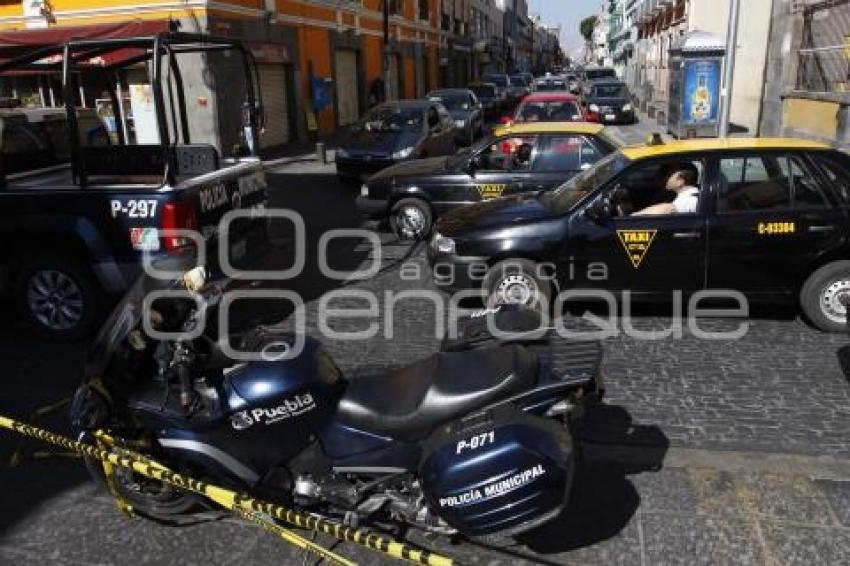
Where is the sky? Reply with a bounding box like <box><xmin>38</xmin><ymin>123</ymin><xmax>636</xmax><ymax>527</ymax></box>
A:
<box><xmin>529</xmin><ymin>0</ymin><xmax>603</xmax><ymax>56</ymax></box>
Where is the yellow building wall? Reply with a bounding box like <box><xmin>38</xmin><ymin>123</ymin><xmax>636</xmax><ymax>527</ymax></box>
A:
<box><xmin>0</xmin><ymin>2</ymin><xmax>22</xmax><ymax>19</ymax></box>
<box><xmin>783</xmin><ymin>97</ymin><xmax>840</xmax><ymax>140</ymax></box>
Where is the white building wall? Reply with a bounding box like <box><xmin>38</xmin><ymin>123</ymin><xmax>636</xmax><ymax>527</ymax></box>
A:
<box><xmin>688</xmin><ymin>0</ymin><xmax>773</xmax><ymax>133</ymax></box>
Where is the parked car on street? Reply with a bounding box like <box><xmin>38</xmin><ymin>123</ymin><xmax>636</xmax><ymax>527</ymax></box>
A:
<box><xmin>468</xmin><ymin>82</ymin><xmax>501</xmax><ymax>117</ymax></box>
<box><xmin>426</xmin><ymin>88</ymin><xmax>485</xmax><ymax>146</ymax></box>
<box><xmin>582</xmin><ymin>67</ymin><xmax>618</xmax><ymax>95</ymax></box>
<box><xmin>505</xmin><ymin>92</ymin><xmax>589</xmax><ymax>125</ymax></box>
<box><xmin>508</xmin><ymin>75</ymin><xmax>532</xmax><ymax>101</ymax></box>
<box><xmin>356</xmin><ymin>122</ymin><xmax>620</xmax><ymax>239</ymax></box>
<box><xmin>583</xmin><ymin>78</ymin><xmax>637</xmax><ymax>124</ymax></box>
<box><xmin>428</xmin><ymin>136</ymin><xmax>850</xmax><ymax>332</ymax></box>
<box><xmin>481</xmin><ymin>73</ymin><xmax>511</xmax><ymax>108</ymax></box>
<box><xmin>335</xmin><ymin>100</ymin><xmax>458</xmax><ymax>183</ymax></box>
<box><xmin>0</xmin><ymin>34</ymin><xmax>269</xmax><ymax>340</ymax></box>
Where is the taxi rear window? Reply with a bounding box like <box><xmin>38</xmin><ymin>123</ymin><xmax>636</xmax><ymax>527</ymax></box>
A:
<box><xmin>812</xmin><ymin>153</ymin><xmax>850</xmax><ymax>203</ymax></box>
<box><xmin>717</xmin><ymin>155</ymin><xmax>829</xmax><ymax>212</ymax></box>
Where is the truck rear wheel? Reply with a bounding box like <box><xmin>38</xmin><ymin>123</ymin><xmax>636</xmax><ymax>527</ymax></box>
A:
<box><xmin>15</xmin><ymin>256</ymin><xmax>100</xmax><ymax>340</ymax></box>
<box><xmin>800</xmin><ymin>260</ymin><xmax>850</xmax><ymax>333</ymax></box>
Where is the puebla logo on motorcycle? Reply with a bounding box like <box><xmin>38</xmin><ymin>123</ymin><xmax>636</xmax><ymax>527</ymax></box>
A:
<box><xmin>230</xmin><ymin>411</ymin><xmax>254</xmax><ymax>431</ymax></box>
<box><xmin>231</xmin><ymin>393</ymin><xmax>317</xmax><ymax>430</ymax></box>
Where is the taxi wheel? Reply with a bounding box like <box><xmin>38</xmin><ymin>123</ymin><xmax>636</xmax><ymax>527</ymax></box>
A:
<box><xmin>800</xmin><ymin>261</ymin><xmax>850</xmax><ymax>332</ymax></box>
<box><xmin>485</xmin><ymin>259</ymin><xmax>552</xmax><ymax>311</ymax></box>
<box><xmin>390</xmin><ymin>198</ymin><xmax>432</xmax><ymax>241</ymax></box>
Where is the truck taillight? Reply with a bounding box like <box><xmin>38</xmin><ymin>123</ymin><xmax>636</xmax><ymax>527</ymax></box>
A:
<box><xmin>161</xmin><ymin>201</ymin><xmax>199</xmax><ymax>253</ymax></box>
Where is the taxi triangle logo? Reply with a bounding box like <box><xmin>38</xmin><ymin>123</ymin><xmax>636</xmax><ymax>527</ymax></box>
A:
<box><xmin>617</xmin><ymin>229</ymin><xmax>658</xmax><ymax>269</ymax></box>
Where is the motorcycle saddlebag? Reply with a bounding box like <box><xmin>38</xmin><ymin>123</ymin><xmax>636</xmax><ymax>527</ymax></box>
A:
<box><xmin>419</xmin><ymin>405</ymin><xmax>574</xmax><ymax>537</ymax></box>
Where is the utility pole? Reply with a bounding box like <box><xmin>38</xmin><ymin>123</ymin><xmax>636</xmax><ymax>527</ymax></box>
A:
<box><xmin>383</xmin><ymin>0</ymin><xmax>391</xmax><ymax>101</ymax></box>
<box><xmin>719</xmin><ymin>0</ymin><xmax>740</xmax><ymax>137</ymax></box>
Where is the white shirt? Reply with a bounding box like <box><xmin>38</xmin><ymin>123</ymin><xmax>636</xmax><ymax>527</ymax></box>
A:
<box><xmin>672</xmin><ymin>187</ymin><xmax>699</xmax><ymax>214</ymax></box>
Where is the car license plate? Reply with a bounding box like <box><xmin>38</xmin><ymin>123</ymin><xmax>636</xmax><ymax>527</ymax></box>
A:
<box><xmin>605</xmin><ymin>114</ymin><xmax>616</xmax><ymax>121</ymax></box>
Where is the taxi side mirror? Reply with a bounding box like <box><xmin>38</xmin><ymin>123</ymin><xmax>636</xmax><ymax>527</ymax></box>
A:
<box><xmin>467</xmin><ymin>154</ymin><xmax>484</xmax><ymax>175</ymax></box>
<box><xmin>585</xmin><ymin>196</ymin><xmax>612</xmax><ymax>223</ymax></box>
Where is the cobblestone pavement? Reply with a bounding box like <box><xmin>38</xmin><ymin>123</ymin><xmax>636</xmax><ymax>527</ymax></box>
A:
<box><xmin>1</xmin><ymin>159</ymin><xmax>849</xmax><ymax>565</ymax></box>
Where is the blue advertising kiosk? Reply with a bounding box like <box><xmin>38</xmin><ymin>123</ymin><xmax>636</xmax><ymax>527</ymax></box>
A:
<box><xmin>667</xmin><ymin>31</ymin><xmax>725</xmax><ymax>139</ymax></box>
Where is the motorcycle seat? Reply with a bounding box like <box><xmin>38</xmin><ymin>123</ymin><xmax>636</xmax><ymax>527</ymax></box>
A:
<box><xmin>337</xmin><ymin>345</ymin><xmax>538</xmax><ymax>442</ymax></box>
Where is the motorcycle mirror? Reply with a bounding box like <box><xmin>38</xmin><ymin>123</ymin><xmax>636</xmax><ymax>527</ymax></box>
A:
<box><xmin>182</xmin><ymin>266</ymin><xmax>208</xmax><ymax>293</ymax></box>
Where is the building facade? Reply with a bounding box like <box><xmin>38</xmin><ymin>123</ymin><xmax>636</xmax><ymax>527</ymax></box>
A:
<box><xmin>0</xmin><ymin>0</ymin><xmax>444</xmax><ymax>153</ymax></box>
<box><xmin>471</xmin><ymin>0</ymin><xmax>506</xmax><ymax>76</ymax></box>
<box><xmin>760</xmin><ymin>0</ymin><xmax>850</xmax><ymax>149</ymax></box>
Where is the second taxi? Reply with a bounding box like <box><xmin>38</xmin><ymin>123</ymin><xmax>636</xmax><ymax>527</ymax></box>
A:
<box><xmin>356</xmin><ymin>122</ymin><xmax>621</xmax><ymax>239</ymax></box>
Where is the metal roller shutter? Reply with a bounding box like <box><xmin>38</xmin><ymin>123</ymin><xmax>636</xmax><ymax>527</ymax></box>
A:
<box><xmin>258</xmin><ymin>63</ymin><xmax>290</xmax><ymax>148</ymax></box>
<box><xmin>335</xmin><ymin>50</ymin><xmax>360</xmax><ymax>126</ymax></box>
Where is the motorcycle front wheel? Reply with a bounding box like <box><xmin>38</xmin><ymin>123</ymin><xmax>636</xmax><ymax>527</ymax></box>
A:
<box><xmin>81</xmin><ymin>435</ymin><xmax>203</xmax><ymax>523</ymax></box>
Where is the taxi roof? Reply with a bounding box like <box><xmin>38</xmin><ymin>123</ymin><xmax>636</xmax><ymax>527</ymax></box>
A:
<box><xmin>493</xmin><ymin>121</ymin><xmax>606</xmax><ymax>137</ymax></box>
<box><xmin>621</xmin><ymin>137</ymin><xmax>831</xmax><ymax>160</ymax></box>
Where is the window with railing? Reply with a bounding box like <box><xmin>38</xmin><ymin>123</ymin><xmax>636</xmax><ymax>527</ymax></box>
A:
<box><xmin>795</xmin><ymin>0</ymin><xmax>850</xmax><ymax>92</ymax></box>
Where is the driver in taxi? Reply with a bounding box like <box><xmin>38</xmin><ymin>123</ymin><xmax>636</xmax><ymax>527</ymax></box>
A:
<box><xmin>633</xmin><ymin>162</ymin><xmax>700</xmax><ymax>216</ymax></box>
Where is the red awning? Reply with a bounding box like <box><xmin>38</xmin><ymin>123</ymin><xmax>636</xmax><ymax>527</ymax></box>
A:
<box><xmin>0</xmin><ymin>20</ymin><xmax>171</xmax><ymax>75</ymax></box>
<box><xmin>0</xmin><ymin>19</ymin><xmax>170</xmax><ymax>54</ymax></box>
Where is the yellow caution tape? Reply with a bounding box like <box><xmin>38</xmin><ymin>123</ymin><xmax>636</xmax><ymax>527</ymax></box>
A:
<box><xmin>0</xmin><ymin>414</ymin><xmax>453</xmax><ymax>566</ymax></box>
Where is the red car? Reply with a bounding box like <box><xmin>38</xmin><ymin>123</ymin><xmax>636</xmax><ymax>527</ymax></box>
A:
<box><xmin>500</xmin><ymin>92</ymin><xmax>596</xmax><ymax>125</ymax></box>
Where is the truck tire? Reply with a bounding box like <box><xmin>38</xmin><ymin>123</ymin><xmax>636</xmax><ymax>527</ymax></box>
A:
<box><xmin>484</xmin><ymin>259</ymin><xmax>552</xmax><ymax>311</ymax></box>
<box><xmin>800</xmin><ymin>260</ymin><xmax>850</xmax><ymax>333</ymax></box>
<box><xmin>15</xmin><ymin>256</ymin><xmax>100</xmax><ymax>340</ymax></box>
<box><xmin>390</xmin><ymin>197</ymin><xmax>432</xmax><ymax>240</ymax></box>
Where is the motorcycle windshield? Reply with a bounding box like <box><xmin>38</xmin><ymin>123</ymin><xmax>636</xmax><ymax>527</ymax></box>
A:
<box><xmin>85</xmin><ymin>254</ymin><xmax>200</xmax><ymax>378</ymax></box>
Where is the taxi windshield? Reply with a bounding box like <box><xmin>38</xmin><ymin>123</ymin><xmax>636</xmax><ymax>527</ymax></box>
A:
<box><xmin>545</xmin><ymin>152</ymin><xmax>630</xmax><ymax>214</ymax></box>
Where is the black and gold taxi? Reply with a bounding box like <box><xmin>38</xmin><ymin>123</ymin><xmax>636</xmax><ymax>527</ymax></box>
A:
<box><xmin>428</xmin><ymin>137</ymin><xmax>850</xmax><ymax>332</ymax></box>
<box><xmin>356</xmin><ymin>122</ymin><xmax>620</xmax><ymax>239</ymax></box>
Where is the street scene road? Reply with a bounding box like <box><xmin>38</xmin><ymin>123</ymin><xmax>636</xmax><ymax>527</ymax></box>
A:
<box><xmin>2</xmin><ymin>129</ymin><xmax>850</xmax><ymax>564</ymax></box>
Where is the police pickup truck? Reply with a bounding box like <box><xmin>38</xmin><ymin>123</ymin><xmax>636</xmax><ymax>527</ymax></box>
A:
<box><xmin>0</xmin><ymin>34</ymin><xmax>269</xmax><ymax>339</ymax></box>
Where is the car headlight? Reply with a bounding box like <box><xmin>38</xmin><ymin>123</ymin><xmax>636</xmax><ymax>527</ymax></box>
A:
<box><xmin>360</xmin><ymin>184</ymin><xmax>369</xmax><ymax>198</ymax></box>
<box><xmin>589</xmin><ymin>104</ymin><xmax>600</xmax><ymax>113</ymax></box>
<box><xmin>392</xmin><ymin>146</ymin><xmax>415</xmax><ymax>160</ymax></box>
<box><xmin>622</xmin><ymin>103</ymin><xmax>633</xmax><ymax>112</ymax></box>
<box><xmin>335</xmin><ymin>147</ymin><xmax>350</xmax><ymax>158</ymax></box>
<box><xmin>432</xmin><ymin>233</ymin><xmax>456</xmax><ymax>254</ymax></box>
<box><xmin>455</xmin><ymin>119</ymin><xmax>466</xmax><ymax>128</ymax></box>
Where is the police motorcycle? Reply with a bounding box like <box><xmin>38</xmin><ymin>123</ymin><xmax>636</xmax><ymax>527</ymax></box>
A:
<box><xmin>71</xmin><ymin>255</ymin><xmax>603</xmax><ymax>545</ymax></box>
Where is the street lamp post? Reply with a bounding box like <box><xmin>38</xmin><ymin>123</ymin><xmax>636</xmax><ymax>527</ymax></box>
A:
<box><xmin>719</xmin><ymin>0</ymin><xmax>740</xmax><ymax>137</ymax></box>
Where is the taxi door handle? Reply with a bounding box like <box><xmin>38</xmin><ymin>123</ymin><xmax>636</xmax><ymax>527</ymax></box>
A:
<box><xmin>672</xmin><ymin>231</ymin><xmax>701</xmax><ymax>239</ymax></box>
<box><xmin>808</xmin><ymin>225</ymin><xmax>836</xmax><ymax>233</ymax></box>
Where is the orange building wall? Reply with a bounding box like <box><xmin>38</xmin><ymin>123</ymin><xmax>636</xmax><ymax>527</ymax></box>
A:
<box><xmin>404</xmin><ymin>57</ymin><xmax>416</xmax><ymax>98</ymax></box>
<box><xmin>364</xmin><ymin>35</ymin><xmax>384</xmax><ymax>87</ymax></box>
<box><xmin>298</xmin><ymin>25</ymin><xmax>334</xmax><ymax>133</ymax></box>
